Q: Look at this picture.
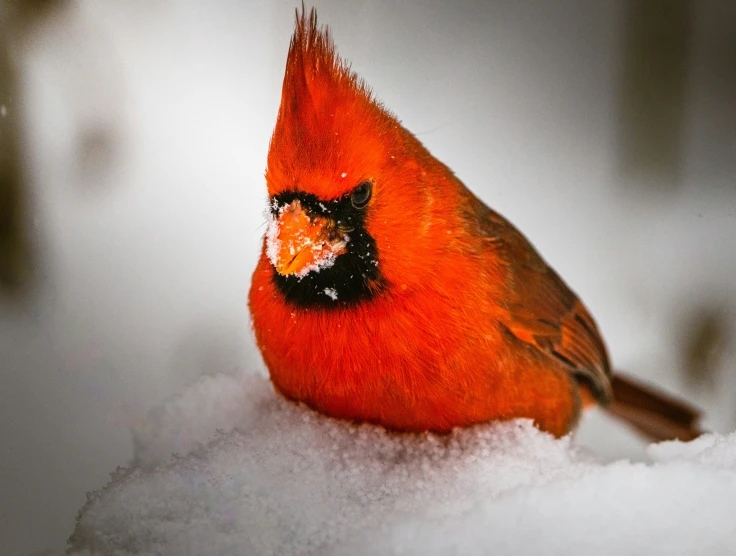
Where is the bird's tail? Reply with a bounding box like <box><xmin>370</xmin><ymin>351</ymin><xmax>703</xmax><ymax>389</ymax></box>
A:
<box><xmin>605</xmin><ymin>373</ymin><xmax>703</xmax><ymax>442</ymax></box>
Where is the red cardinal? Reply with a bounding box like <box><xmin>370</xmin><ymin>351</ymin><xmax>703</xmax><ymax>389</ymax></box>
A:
<box><xmin>249</xmin><ymin>8</ymin><xmax>700</xmax><ymax>440</ymax></box>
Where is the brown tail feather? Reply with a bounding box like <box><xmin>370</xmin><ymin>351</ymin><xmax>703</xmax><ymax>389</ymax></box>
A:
<box><xmin>605</xmin><ymin>373</ymin><xmax>704</xmax><ymax>442</ymax></box>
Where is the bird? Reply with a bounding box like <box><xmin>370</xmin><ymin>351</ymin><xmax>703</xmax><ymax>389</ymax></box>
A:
<box><xmin>249</xmin><ymin>7</ymin><xmax>701</xmax><ymax>441</ymax></box>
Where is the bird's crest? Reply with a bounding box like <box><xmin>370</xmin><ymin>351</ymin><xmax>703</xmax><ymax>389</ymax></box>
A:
<box><xmin>267</xmin><ymin>6</ymin><xmax>395</xmax><ymax>199</ymax></box>
<box><xmin>283</xmin><ymin>7</ymin><xmax>371</xmax><ymax>109</ymax></box>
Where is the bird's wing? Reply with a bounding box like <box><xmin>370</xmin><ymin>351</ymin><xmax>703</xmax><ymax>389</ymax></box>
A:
<box><xmin>472</xmin><ymin>196</ymin><xmax>613</xmax><ymax>404</ymax></box>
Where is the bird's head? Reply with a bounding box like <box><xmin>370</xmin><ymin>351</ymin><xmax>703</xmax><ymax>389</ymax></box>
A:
<box><xmin>264</xmin><ymin>7</ymin><xmax>447</xmax><ymax>307</ymax></box>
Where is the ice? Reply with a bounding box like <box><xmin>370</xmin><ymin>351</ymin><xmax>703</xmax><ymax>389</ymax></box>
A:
<box><xmin>70</xmin><ymin>374</ymin><xmax>736</xmax><ymax>555</ymax></box>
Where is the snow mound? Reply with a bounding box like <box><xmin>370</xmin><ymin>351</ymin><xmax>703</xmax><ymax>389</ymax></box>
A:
<box><xmin>70</xmin><ymin>374</ymin><xmax>736</xmax><ymax>555</ymax></box>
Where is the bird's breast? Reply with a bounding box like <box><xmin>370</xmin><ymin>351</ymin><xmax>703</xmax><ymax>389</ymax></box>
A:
<box><xmin>249</xmin><ymin>252</ymin><xmax>581</xmax><ymax>436</ymax></box>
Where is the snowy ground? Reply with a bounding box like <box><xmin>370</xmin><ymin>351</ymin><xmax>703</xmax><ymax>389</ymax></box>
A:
<box><xmin>1</xmin><ymin>1</ymin><xmax>735</xmax><ymax>555</ymax></box>
<box><xmin>69</xmin><ymin>374</ymin><xmax>736</xmax><ymax>556</ymax></box>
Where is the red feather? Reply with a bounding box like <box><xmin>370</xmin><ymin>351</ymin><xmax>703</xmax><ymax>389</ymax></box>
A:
<box><xmin>250</xmin><ymin>7</ymin><xmax>701</xmax><ymax>440</ymax></box>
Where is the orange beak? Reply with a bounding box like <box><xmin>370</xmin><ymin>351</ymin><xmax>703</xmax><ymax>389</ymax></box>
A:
<box><xmin>268</xmin><ymin>200</ymin><xmax>348</xmax><ymax>277</ymax></box>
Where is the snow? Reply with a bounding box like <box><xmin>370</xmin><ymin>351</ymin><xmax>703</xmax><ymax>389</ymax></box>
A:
<box><xmin>265</xmin><ymin>207</ymin><xmax>284</xmax><ymax>270</ymax></box>
<box><xmin>70</xmin><ymin>374</ymin><xmax>736</xmax><ymax>556</ymax></box>
<box><xmin>323</xmin><ymin>287</ymin><xmax>339</xmax><ymax>300</ymax></box>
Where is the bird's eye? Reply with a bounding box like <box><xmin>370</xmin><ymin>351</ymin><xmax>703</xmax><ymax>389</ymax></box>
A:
<box><xmin>351</xmin><ymin>181</ymin><xmax>372</xmax><ymax>209</ymax></box>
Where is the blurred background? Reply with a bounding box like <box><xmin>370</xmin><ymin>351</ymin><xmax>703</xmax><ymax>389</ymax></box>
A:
<box><xmin>0</xmin><ymin>0</ymin><xmax>734</xmax><ymax>554</ymax></box>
